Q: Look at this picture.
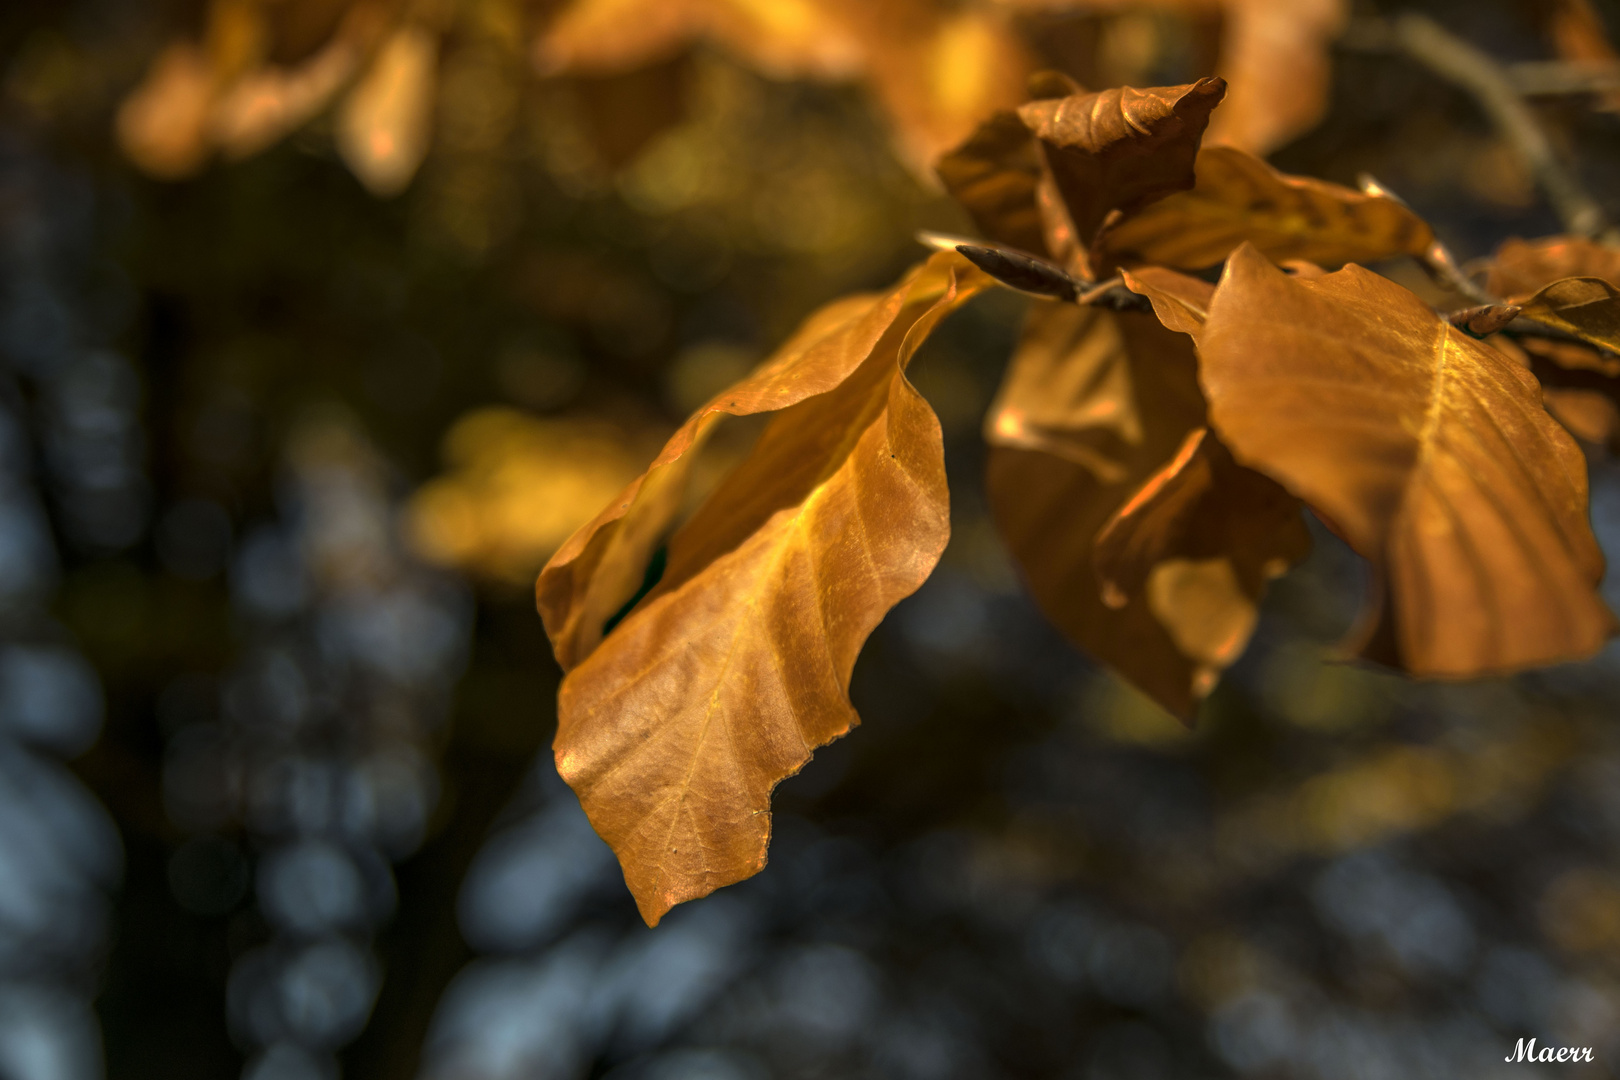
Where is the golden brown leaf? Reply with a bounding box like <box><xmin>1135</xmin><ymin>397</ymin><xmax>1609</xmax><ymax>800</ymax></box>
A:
<box><xmin>1121</xmin><ymin>265</ymin><xmax>1215</xmax><ymax>334</ymax></box>
<box><xmin>1093</xmin><ymin>146</ymin><xmax>1434</xmax><ymax>274</ymax></box>
<box><xmin>983</xmin><ymin>302</ymin><xmax>1175</xmax><ymax>483</ymax></box>
<box><xmin>867</xmin><ymin>8</ymin><xmax>1034</xmax><ymax>176</ymax></box>
<box><xmin>336</xmin><ymin>24</ymin><xmax>438</xmax><ymax>196</ymax></box>
<box><xmin>1486</xmin><ymin>235</ymin><xmax>1620</xmax><ymax>300</ymax></box>
<box><xmin>535</xmin><ymin>0</ymin><xmax>866</xmax><ymax>80</ymax></box>
<box><xmin>407</xmin><ymin>410</ymin><xmax>657</xmax><ymax>586</ymax></box>
<box><xmin>115</xmin><ymin>0</ymin><xmax>273</xmax><ymax>177</ymax></box>
<box><xmin>1518</xmin><ymin>277</ymin><xmax>1620</xmax><ymax>354</ymax></box>
<box><xmin>1547</xmin><ymin>0</ymin><xmax>1620</xmax><ymax>112</ymax></box>
<box><xmin>1093</xmin><ymin>426</ymin><xmax>1309</xmax><ymax>617</ymax></box>
<box><xmin>1203</xmin><ymin>0</ymin><xmax>1348</xmax><ymax>154</ymax></box>
<box><xmin>1017</xmin><ymin>77</ymin><xmax>1226</xmax><ymax>261</ymax></box>
<box><xmin>545</xmin><ymin>253</ymin><xmax>987</xmax><ymax>924</ymax></box>
<box><xmin>116</xmin><ymin>43</ymin><xmax>218</xmax><ymax>178</ymax></box>
<box><xmin>986</xmin><ymin>302</ymin><xmax>1299</xmax><ymax>717</ymax></box>
<box><xmin>1490</xmin><ymin>332</ymin><xmax>1620</xmax><ymax>453</ymax></box>
<box><xmin>1198</xmin><ymin>244</ymin><xmax>1615</xmax><ymax>676</ymax></box>
<box><xmin>210</xmin><ymin>21</ymin><xmax>369</xmax><ymax>160</ymax></box>
<box><xmin>540</xmin><ymin>288</ymin><xmax>881</xmax><ymax>670</ymax></box>
<box><xmin>994</xmin><ymin>0</ymin><xmax>1344</xmax><ymax>154</ymax></box>
<box><xmin>1544</xmin><ymin>390</ymin><xmax>1620</xmax><ymax>452</ymax></box>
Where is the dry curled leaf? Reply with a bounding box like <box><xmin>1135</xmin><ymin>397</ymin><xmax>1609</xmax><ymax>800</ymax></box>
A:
<box><xmin>985</xmin><ymin>300</ymin><xmax>1300</xmax><ymax>718</ymax></box>
<box><xmin>1017</xmin><ymin>77</ymin><xmax>1226</xmax><ymax>266</ymax></box>
<box><xmin>1198</xmin><ymin>244</ymin><xmax>1615</xmax><ymax>676</ymax></box>
<box><xmin>1093</xmin><ymin>146</ymin><xmax>1434</xmax><ymax>275</ymax></box>
<box><xmin>543</xmin><ymin>252</ymin><xmax>987</xmax><ymax>924</ymax></box>
<box><xmin>996</xmin><ymin>0</ymin><xmax>1345</xmax><ymax>155</ymax></box>
<box><xmin>1518</xmin><ymin>277</ymin><xmax>1620</xmax><ymax>355</ymax></box>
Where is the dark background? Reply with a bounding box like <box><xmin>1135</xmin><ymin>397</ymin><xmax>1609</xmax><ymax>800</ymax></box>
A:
<box><xmin>2</xmin><ymin>1</ymin><xmax>1620</xmax><ymax>1078</ymax></box>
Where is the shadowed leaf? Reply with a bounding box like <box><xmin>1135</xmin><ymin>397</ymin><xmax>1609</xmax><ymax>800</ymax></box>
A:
<box><xmin>935</xmin><ymin>110</ymin><xmax>1051</xmax><ymax>257</ymax></box>
<box><xmin>1094</xmin><ymin>146</ymin><xmax>1433</xmax><ymax>275</ymax></box>
<box><xmin>1199</xmin><ymin>244</ymin><xmax>1615</xmax><ymax>676</ymax></box>
<box><xmin>986</xmin><ymin>302</ymin><xmax>1296</xmax><ymax>718</ymax></box>
<box><xmin>1490</xmin><ymin>334</ymin><xmax>1620</xmax><ymax>452</ymax></box>
<box><xmin>545</xmin><ymin>252</ymin><xmax>987</xmax><ymax>925</ymax></box>
<box><xmin>1093</xmin><ymin>427</ymin><xmax>1309</xmax><ymax>619</ymax></box>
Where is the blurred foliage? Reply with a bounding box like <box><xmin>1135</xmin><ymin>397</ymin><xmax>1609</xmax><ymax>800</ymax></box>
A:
<box><xmin>3</xmin><ymin>0</ymin><xmax>1620</xmax><ymax>1079</ymax></box>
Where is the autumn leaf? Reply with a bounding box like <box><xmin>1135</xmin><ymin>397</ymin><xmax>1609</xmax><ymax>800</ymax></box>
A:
<box><xmin>1093</xmin><ymin>145</ymin><xmax>1434</xmax><ymax>274</ymax></box>
<box><xmin>335</xmin><ymin>24</ymin><xmax>438</xmax><ymax>196</ymax></box>
<box><xmin>1490</xmin><ymin>333</ymin><xmax>1620</xmax><ymax>453</ymax></box>
<box><xmin>1486</xmin><ymin>235</ymin><xmax>1620</xmax><ymax>300</ymax></box>
<box><xmin>985</xmin><ymin>299</ymin><xmax>1302</xmax><ymax>718</ymax></box>
<box><xmin>1093</xmin><ymin>426</ymin><xmax>1309</xmax><ymax>619</ymax></box>
<box><xmin>1202</xmin><ymin>0</ymin><xmax>1348</xmax><ymax>154</ymax></box>
<box><xmin>115</xmin><ymin>0</ymin><xmax>271</xmax><ymax>177</ymax></box>
<box><xmin>1017</xmin><ymin>77</ymin><xmax>1226</xmax><ymax>268</ymax></box>
<box><xmin>865</xmin><ymin>8</ymin><xmax>1035</xmax><ymax>175</ymax></box>
<box><xmin>1481</xmin><ymin>240</ymin><xmax>1620</xmax><ymax>404</ymax></box>
<box><xmin>1120</xmin><ymin>264</ymin><xmax>1215</xmax><ymax>334</ymax></box>
<box><xmin>935</xmin><ymin>111</ymin><xmax>1051</xmax><ymax>258</ymax></box>
<box><xmin>1546</xmin><ymin>0</ymin><xmax>1620</xmax><ymax>112</ymax></box>
<box><xmin>407</xmin><ymin>410</ymin><xmax>658</xmax><ymax>586</ymax></box>
<box><xmin>210</xmin><ymin>8</ymin><xmax>375</xmax><ymax>160</ymax></box>
<box><xmin>933</xmin><ymin>75</ymin><xmax>1084</xmax><ymax>264</ymax></box>
<box><xmin>1196</xmin><ymin>244</ymin><xmax>1615</xmax><ymax>676</ymax></box>
<box><xmin>542</xmin><ymin>252</ymin><xmax>987</xmax><ymax>924</ymax></box>
<box><xmin>537</xmin><ymin>0</ymin><xmax>1031</xmax><ymax>175</ymax></box>
<box><xmin>996</xmin><ymin>0</ymin><xmax>1346</xmax><ymax>155</ymax></box>
<box><xmin>534</xmin><ymin>0</ymin><xmax>866</xmax><ymax>81</ymax></box>
<box><xmin>1517</xmin><ymin>277</ymin><xmax>1620</xmax><ymax>355</ymax></box>
<box><xmin>116</xmin><ymin>43</ymin><xmax>219</xmax><ymax>178</ymax></box>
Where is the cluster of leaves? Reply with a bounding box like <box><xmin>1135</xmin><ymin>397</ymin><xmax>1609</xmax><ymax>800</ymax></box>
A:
<box><xmin>540</xmin><ymin>74</ymin><xmax>1620</xmax><ymax>926</ymax></box>
<box><xmin>113</xmin><ymin>0</ymin><xmax>1363</xmax><ymax>196</ymax></box>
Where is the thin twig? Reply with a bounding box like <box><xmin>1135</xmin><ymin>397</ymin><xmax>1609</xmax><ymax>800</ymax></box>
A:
<box><xmin>1510</xmin><ymin>60</ymin><xmax>1620</xmax><ymax>97</ymax></box>
<box><xmin>1345</xmin><ymin>14</ymin><xmax>1611</xmax><ymax>239</ymax></box>
<box><xmin>1359</xmin><ymin>173</ymin><xmax>1499</xmax><ymax>303</ymax></box>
